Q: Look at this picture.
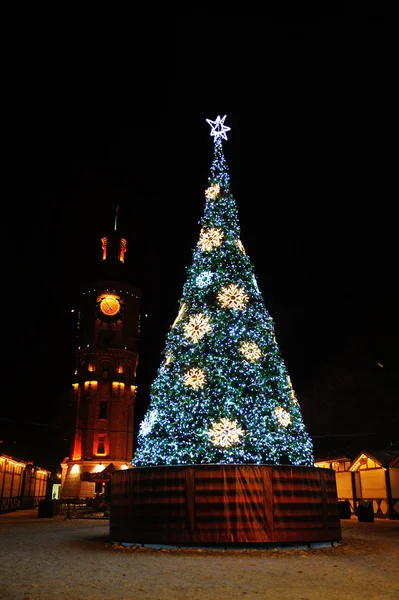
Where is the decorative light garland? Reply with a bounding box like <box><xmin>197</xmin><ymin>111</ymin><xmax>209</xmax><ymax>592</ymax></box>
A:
<box><xmin>172</xmin><ymin>302</ymin><xmax>187</xmax><ymax>328</ymax></box>
<box><xmin>287</xmin><ymin>375</ymin><xmax>298</xmax><ymax>403</ymax></box>
<box><xmin>236</xmin><ymin>239</ymin><xmax>246</xmax><ymax>254</ymax></box>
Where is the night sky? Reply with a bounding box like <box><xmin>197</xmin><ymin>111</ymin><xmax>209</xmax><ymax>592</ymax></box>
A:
<box><xmin>2</xmin><ymin>17</ymin><xmax>397</xmax><ymax>471</ymax></box>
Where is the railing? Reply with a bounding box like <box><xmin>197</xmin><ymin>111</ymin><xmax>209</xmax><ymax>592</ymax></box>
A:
<box><xmin>58</xmin><ymin>497</ymin><xmax>110</xmax><ymax>518</ymax></box>
<box><xmin>58</xmin><ymin>498</ymin><xmax>89</xmax><ymax>514</ymax></box>
<box><xmin>21</xmin><ymin>495</ymin><xmax>47</xmax><ymax>509</ymax></box>
<box><xmin>360</xmin><ymin>497</ymin><xmax>399</xmax><ymax>519</ymax></box>
<box><xmin>0</xmin><ymin>496</ymin><xmax>21</xmax><ymax>514</ymax></box>
<box><xmin>1</xmin><ymin>495</ymin><xmax>48</xmax><ymax>515</ymax></box>
<box><xmin>338</xmin><ymin>496</ymin><xmax>399</xmax><ymax>520</ymax></box>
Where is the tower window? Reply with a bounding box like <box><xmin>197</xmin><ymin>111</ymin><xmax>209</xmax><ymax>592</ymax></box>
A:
<box><xmin>99</xmin><ymin>401</ymin><xmax>108</xmax><ymax>420</ymax></box>
<box><xmin>119</xmin><ymin>238</ymin><xmax>127</xmax><ymax>263</ymax></box>
<box><xmin>101</xmin><ymin>237</ymin><xmax>108</xmax><ymax>261</ymax></box>
<box><xmin>97</xmin><ymin>436</ymin><xmax>105</xmax><ymax>455</ymax></box>
<box><xmin>101</xmin><ymin>363</ymin><xmax>112</xmax><ymax>381</ymax></box>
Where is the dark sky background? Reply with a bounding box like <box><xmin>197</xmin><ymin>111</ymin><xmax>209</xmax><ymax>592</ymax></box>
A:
<box><xmin>2</xmin><ymin>17</ymin><xmax>397</xmax><ymax>472</ymax></box>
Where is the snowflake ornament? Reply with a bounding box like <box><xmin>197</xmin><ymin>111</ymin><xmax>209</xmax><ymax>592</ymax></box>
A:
<box><xmin>139</xmin><ymin>409</ymin><xmax>158</xmax><ymax>437</ymax></box>
<box><xmin>239</xmin><ymin>341</ymin><xmax>262</xmax><ymax>362</ymax></box>
<box><xmin>196</xmin><ymin>271</ymin><xmax>213</xmax><ymax>288</ymax></box>
<box><xmin>183</xmin><ymin>367</ymin><xmax>206</xmax><ymax>390</ymax></box>
<box><xmin>183</xmin><ymin>313</ymin><xmax>212</xmax><ymax>343</ymax></box>
<box><xmin>207</xmin><ymin>417</ymin><xmax>245</xmax><ymax>448</ymax></box>
<box><xmin>217</xmin><ymin>283</ymin><xmax>249</xmax><ymax>310</ymax></box>
<box><xmin>198</xmin><ymin>227</ymin><xmax>224</xmax><ymax>252</ymax></box>
<box><xmin>205</xmin><ymin>183</ymin><xmax>221</xmax><ymax>200</ymax></box>
<box><xmin>274</xmin><ymin>406</ymin><xmax>291</xmax><ymax>428</ymax></box>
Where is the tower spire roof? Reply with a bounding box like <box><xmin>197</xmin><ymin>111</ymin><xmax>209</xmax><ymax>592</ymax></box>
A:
<box><xmin>114</xmin><ymin>205</ymin><xmax>119</xmax><ymax>231</ymax></box>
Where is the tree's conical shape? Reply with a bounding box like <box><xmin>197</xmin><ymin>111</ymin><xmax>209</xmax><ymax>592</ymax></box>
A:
<box><xmin>133</xmin><ymin>121</ymin><xmax>314</xmax><ymax>467</ymax></box>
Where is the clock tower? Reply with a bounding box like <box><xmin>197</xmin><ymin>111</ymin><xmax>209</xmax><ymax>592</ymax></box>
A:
<box><xmin>60</xmin><ymin>209</ymin><xmax>141</xmax><ymax>499</ymax></box>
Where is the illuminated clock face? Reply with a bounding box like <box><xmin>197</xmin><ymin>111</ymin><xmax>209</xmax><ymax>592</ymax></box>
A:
<box><xmin>100</xmin><ymin>296</ymin><xmax>120</xmax><ymax>317</ymax></box>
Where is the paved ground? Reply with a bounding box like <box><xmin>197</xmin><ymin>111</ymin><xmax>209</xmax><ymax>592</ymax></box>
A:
<box><xmin>0</xmin><ymin>509</ymin><xmax>398</xmax><ymax>599</ymax></box>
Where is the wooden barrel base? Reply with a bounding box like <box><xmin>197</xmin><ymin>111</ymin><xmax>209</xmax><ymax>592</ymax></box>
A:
<box><xmin>110</xmin><ymin>464</ymin><xmax>341</xmax><ymax>545</ymax></box>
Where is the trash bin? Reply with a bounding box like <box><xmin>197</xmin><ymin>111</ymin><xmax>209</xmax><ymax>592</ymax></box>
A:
<box><xmin>355</xmin><ymin>500</ymin><xmax>374</xmax><ymax>523</ymax></box>
<box><xmin>338</xmin><ymin>500</ymin><xmax>351</xmax><ymax>519</ymax></box>
<box><xmin>38</xmin><ymin>499</ymin><xmax>57</xmax><ymax>518</ymax></box>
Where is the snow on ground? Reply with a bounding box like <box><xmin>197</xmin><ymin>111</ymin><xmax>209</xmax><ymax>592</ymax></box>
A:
<box><xmin>0</xmin><ymin>510</ymin><xmax>398</xmax><ymax>600</ymax></box>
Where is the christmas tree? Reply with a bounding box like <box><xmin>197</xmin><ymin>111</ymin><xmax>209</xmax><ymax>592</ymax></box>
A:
<box><xmin>133</xmin><ymin>115</ymin><xmax>314</xmax><ymax>467</ymax></box>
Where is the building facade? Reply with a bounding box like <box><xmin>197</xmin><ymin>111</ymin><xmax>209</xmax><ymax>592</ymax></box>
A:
<box><xmin>0</xmin><ymin>453</ymin><xmax>51</xmax><ymax>513</ymax></box>
<box><xmin>60</xmin><ymin>215</ymin><xmax>141</xmax><ymax>499</ymax></box>
<box><xmin>315</xmin><ymin>449</ymin><xmax>399</xmax><ymax>519</ymax></box>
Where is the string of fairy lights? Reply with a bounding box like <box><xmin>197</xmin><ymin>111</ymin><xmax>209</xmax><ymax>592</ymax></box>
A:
<box><xmin>133</xmin><ymin>116</ymin><xmax>314</xmax><ymax>467</ymax></box>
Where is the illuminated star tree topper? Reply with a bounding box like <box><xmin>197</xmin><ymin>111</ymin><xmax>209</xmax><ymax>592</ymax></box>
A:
<box><xmin>206</xmin><ymin>115</ymin><xmax>231</xmax><ymax>141</ymax></box>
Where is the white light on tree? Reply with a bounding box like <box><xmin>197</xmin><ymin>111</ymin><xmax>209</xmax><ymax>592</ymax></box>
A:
<box><xmin>217</xmin><ymin>283</ymin><xmax>249</xmax><ymax>310</ymax></box>
<box><xmin>206</xmin><ymin>115</ymin><xmax>231</xmax><ymax>141</ymax></box>
<box><xmin>183</xmin><ymin>313</ymin><xmax>212</xmax><ymax>343</ymax></box>
<box><xmin>274</xmin><ymin>406</ymin><xmax>291</xmax><ymax>427</ymax></box>
<box><xmin>140</xmin><ymin>409</ymin><xmax>158</xmax><ymax>436</ymax></box>
<box><xmin>208</xmin><ymin>417</ymin><xmax>245</xmax><ymax>448</ymax></box>
<box><xmin>239</xmin><ymin>341</ymin><xmax>262</xmax><ymax>362</ymax></box>
<box><xmin>198</xmin><ymin>227</ymin><xmax>224</xmax><ymax>252</ymax></box>
<box><xmin>196</xmin><ymin>271</ymin><xmax>213</xmax><ymax>288</ymax></box>
<box><xmin>253</xmin><ymin>275</ymin><xmax>260</xmax><ymax>292</ymax></box>
<box><xmin>205</xmin><ymin>183</ymin><xmax>221</xmax><ymax>200</ymax></box>
<box><xmin>183</xmin><ymin>367</ymin><xmax>206</xmax><ymax>390</ymax></box>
